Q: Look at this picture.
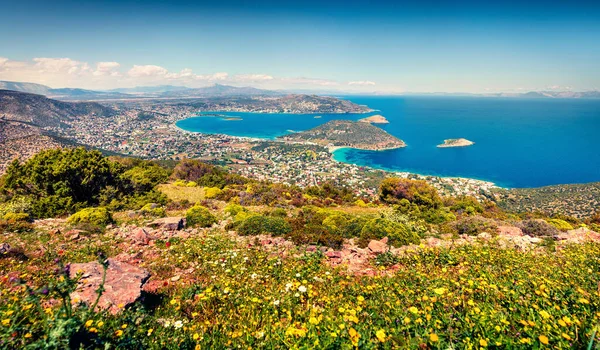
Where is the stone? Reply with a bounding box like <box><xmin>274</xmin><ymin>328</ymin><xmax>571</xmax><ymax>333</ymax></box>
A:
<box><xmin>560</xmin><ymin>227</ymin><xmax>600</xmax><ymax>243</ymax></box>
<box><xmin>0</xmin><ymin>243</ymin><xmax>11</xmax><ymax>255</ymax></box>
<box><xmin>132</xmin><ymin>228</ymin><xmax>151</xmax><ymax>245</ymax></box>
<box><xmin>149</xmin><ymin>217</ymin><xmax>186</xmax><ymax>231</ymax></box>
<box><xmin>325</xmin><ymin>251</ymin><xmax>342</xmax><ymax>259</ymax></box>
<box><xmin>70</xmin><ymin>258</ymin><xmax>150</xmax><ymax>314</ymax></box>
<box><xmin>368</xmin><ymin>238</ymin><xmax>388</xmax><ymax>254</ymax></box>
<box><xmin>477</xmin><ymin>232</ymin><xmax>492</xmax><ymax>240</ymax></box>
<box><xmin>170</xmin><ymin>275</ymin><xmax>181</xmax><ymax>282</ymax></box>
<box><xmin>497</xmin><ymin>226</ymin><xmax>523</xmax><ymax>237</ymax></box>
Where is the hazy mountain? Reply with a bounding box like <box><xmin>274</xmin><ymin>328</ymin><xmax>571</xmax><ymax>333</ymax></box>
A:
<box><xmin>108</xmin><ymin>85</ymin><xmax>191</xmax><ymax>94</ymax></box>
<box><xmin>47</xmin><ymin>88</ymin><xmax>132</xmax><ymax>101</ymax></box>
<box><xmin>0</xmin><ymin>90</ymin><xmax>115</xmax><ymax>128</ymax></box>
<box><xmin>160</xmin><ymin>84</ymin><xmax>282</xmax><ymax>98</ymax></box>
<box><xmin>0</xmin><ymin>80</ymin><xmax>51</xmax><ymax>95</ymax></box>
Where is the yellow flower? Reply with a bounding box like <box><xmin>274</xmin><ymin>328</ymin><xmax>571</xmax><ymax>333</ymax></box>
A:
<box><xmin>430</xmin><ymin>333</ymin><xmax>439</xmax><ymax>342</ymax></box>
<box><xmin>479</xmin><ymin>339</ymin><xmax>488</xmax><ymax>347</ymax></box>
<box><xmin>24</xmin><ymin>333</ymin><xmax>32</xmax><ymax>338</ymax></box>
<box><xmin>408</xmin><ymin>306</ymin><xmax>419</xmax><ymax>314</ymax></box>
<box><xmin>96</xmin><ymin>321</ymin><xmax>104</xmax><ymax>327</ymax></box>
<box><xmin>309</xmin><ymin>317</ymin><xmax>319</xmax><ymax>325</ymax></box>
<box><xmin>121</xmin><ymin>324</ymin><xmax>128</xmax><ymax>329</ymax></box>
<box><xmin>348</xmin><ymin>328</ymin><xmax>360</xmax><ymax>346</ymax></box>
<box><xmin>115</xmin><ymin>330</ymin><xmax>124</xmax><ymax>337</ymax></box>
<box><xmin>433</xmin><ymin>287</ymin><xmax>447</xmax><ymax>295</ymax></box>
<box><xmin>193</xmin><ymin>333</ymin><xmax>199</xmax><ymax>340</ymax></box>
<box><xmin>1</xmin><ymin>319</ymin><xmax>10</xmax><ymax>326</ymax></box>
<box><xmin>539</xmin><ymin>310</ymin><xmax>551</xmax><ymax>319</ymax></box>
<box><xmin>147</xmin><ymin>328</ymin><xmax>153</xmax><ymax>336</ymax></box>
<box><xmin>85</xmin><ymin>320</ymin><xmax>93</xmax><ymax>327</ymax></box>
<box><xmin>539</xmin><ymin>335</ymin><xmax>549</xmax><ymax>345</ymax></box>
<box><xmin>376</xmin><ymin>329</ymin><xmax>386</xmax><ymax>342</ymax></box>
<box><xmin>89</xmin><ymin>327</ymin><xmax>98</xmax><ymax>333</ymax></box>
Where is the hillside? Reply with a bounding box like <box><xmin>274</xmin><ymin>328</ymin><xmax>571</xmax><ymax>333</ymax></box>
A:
<box><xmin>1</xmin><ymin>149</ymin><xmax>600</xmax><ymax>348</ymax></box>
<box><xmin>493</xmin><ymin>182</ymin><xmax>600</xmax><ymax>218</ymax></box>
<box><xmin>279</xmin><ymin>120</ymin><xmax>406</xmax><ymax>150</ymax></box>
<box><xmin>0</xmin><ymin>90</ymin><xmax>115</xmax><ymax>128</ymax></box>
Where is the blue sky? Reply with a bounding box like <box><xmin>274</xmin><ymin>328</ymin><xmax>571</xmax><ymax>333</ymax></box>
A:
<box><xmin>0</xmin><ymin>0</ymin><xmax>599</xmax><ymax>92</ymax></box>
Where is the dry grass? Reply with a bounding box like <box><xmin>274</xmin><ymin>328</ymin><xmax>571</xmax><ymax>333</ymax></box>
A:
<box><xmin>157</xmin><ymin>183</ymin><xmax>205</xmax><ymax>203</ymax></box>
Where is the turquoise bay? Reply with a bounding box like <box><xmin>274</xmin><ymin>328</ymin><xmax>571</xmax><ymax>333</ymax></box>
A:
<box><xmin>176</xmin><ymin>96</ymin><xmax>600</xmax><ymax>188</ymax></box>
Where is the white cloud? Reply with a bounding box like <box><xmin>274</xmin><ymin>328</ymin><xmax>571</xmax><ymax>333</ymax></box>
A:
<box><xmin>348</xmin><ymin>80</ymin><xmax>376</xmax><ymax>86</ymax></box>
<box><xmin>128</xmin><ymin>64</ymin><xmax>169</xmax><ymax>78</ymax></box>
<box><xmin>234</xmin><ymin>74</ymin><xmax>274</xmax><ymax>81</ymax></box>
<box><xmin>93</xmin><ymin>62</ymin><xmax>121</xmax><ymax>76</ymax></box>
<box><xmin>0</xmin><ymin>56</ymin><xmax>381</xmax><ymax>91</ymax></box>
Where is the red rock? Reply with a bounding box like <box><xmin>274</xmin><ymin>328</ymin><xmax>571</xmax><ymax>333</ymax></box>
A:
<box><xmin>132</xmin><ymin>228</ymin><xmax>150</xmax><ymax>245</ymax></box>
<box><xmin>149</xmin><ymin>217</ymin><xmax>185</xmax><ymax>231</ymax></box>
<box><xmin>325</xmin><ymin>251</ymin><xmax>342</xmax><ymax>259</ymax></box>
<box><xmin>368</xmin><ymin>239</ymin><xmax>388</xmax><ymax>254</ymax></box>
<box><xmin>497</xmin><ymin>226</ymin><xmax>523</xmax><ymax>237</ymax></box>
<box><xmin>69</xmin><ymin>258</ymin><xmax>150</xmax><ymax>314</ymax></box>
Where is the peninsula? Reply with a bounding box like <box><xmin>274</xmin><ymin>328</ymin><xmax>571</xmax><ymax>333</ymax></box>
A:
<box><xmin>437</xmin><ymin>138</ymin><xmax>475</xmax><ymax>148</ymax></box>
<box><xmin>359</xmin><ymin>114</ymin><xmax>389</xmax><ymax>124</ymax></box>
<box><xmin>278</xmin><ymin>120</ymin><xmax>406</xmax><ymax>151</ymax></box>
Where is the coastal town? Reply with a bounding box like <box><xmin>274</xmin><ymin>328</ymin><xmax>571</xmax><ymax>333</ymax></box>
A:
<box><xmin>37</xmin><ymin>102</ymin><xmax>498</xmax><ymax>200</ymax></box>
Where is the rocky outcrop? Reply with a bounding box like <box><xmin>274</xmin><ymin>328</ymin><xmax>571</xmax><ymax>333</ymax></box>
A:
<box><xmin>149</xmin><ymin>217</ymin><xmax>185</xmax><ymax>231</ymax></box>
<box><xmin>69</xmin><ymin>258</ymin><xmax>150</xmax><ymax>314</ymax></box>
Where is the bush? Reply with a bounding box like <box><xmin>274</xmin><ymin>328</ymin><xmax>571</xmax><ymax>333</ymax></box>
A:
<box><xmin>454</xmin><ymin>216</ymin><xmax>497</xmax><ymax>236</ymax></box>
<box><xmin>204</xmin><ymin>187</ymin><xmax>222</xmax><ymax>199</ymax></box>
<box><xmin>547</xmin><ymin>218</ymin><xmax>574</xmax><ymax>231</ymax></box>
<box><xmin>121</xmin><ymin>163</ymin><xmax>169</xmax><ymax>192</ymax></box>
<box><xmin>186</xmin><ymin>205</ymin><xmax>217</xmax><ymax>228</ymax></box>
<box><xmin>360</xmin><ymin>218</ymin><xmax>420</xmax><ymax>247</ymax></box>
<box><xmin>520</xmin><ymin>219</ymin><xmax>560</xmax><ymax>237</ymax></box>
<box><xmin>379</xmin><ymin>178</ymin><xmax>442</xmax><ymax>208</ymax></box>
<box><xmin>140</xmin><ymin>203</ymin><xmax>166</xmax><ymax>217</ymax></box>
<box><xmin>2</xmin><ymin>212</ymin><xmax>30</xmax><ymax>222</ymax></box>
<box><xmin>237</xmin><ymin>215</ymin><xmax>291</xmax><ymax>236</ymax></box>
<box><xmin>67</xmin><ymin>207</ymin><xmax>113</xmax><ymax>227</ymax></box>
<box><xmin>224</xmin><ymin>203</ymin><xmax>247</xmax><ymax>217</ymax></box>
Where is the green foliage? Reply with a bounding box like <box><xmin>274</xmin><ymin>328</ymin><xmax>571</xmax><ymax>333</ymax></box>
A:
<box><xmin>140</xmin><ymin>203</ymin><xmax>166</xmax><ymax>218</ymax></box>
<box><xmin>185</xmin><ymin>205</ymin><xmax>217</xmax><ymax>228</ymax></box>
<box><xmin>67</xmin><ymin>207</ymin><xmax>113</xmax><ymax>227</ymax></box>
<box><xmin>171</xmin><ymin>159</ymin><xmax>248</xmax><ymax>189</ymax></box>
<box><xmin>520</xmin><ymin>219</ymin><xmax>560</xmax><ymax>237</ymax></box>
<box><xmin>360</xmin><ymin>217</ymin><xmax>420</xmax><ymax>247</ymax></box>
<box><xmin>237</xmin><ymin>215</ymin><xmax>292</xmax><ymax>236</ymax></box>
<box><xmin>374</xmin><ymin>251</ymin><xmax>400</xmax><ymax>267</ymax></box>
<box><xmin>0</xmin><ymin>148</ymin><xmax>167</xmax><ymax>218</ymax></box>
<box><xmin>546</xmin><ymin>218</ymin><xmax>574</xmax><ymax>231</ymax></box>
<box><xmin>447</xmin><ymin>196</ymin><xmax>485</xmax><ymax>215</ymax></box>
<box><xmin>121</xmin><ymin>163</ymin><xmax>169</xmax><ymax>192</ymax></box>
<box><xmin>224</xmin><ymin>203</ymin><xmax>247</xmax><ymax>217</ymax></box>
<box><xmin>2</xmin><ymin>212</ymin><xmax>29</xmax><ymax>222</ymax></box>
<box><xmin>453</xmin><ymin>216</ymin><xmax>498</xmax><ymax>236</ymax></box>
<box><xmin>379</xmin><ymin>177</ymin><xmax>442</xmax><ymax>208</ymax></box>
<box><xmin>204</xmin><ymin>187</ymin><xmax>222</xmax><ymax>199</ymax></box>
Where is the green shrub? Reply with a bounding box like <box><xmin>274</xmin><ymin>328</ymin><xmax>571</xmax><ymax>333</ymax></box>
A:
<box><xmin>237</xmin><ymin>215</ymin><xmax>291</xmax><ymax>236</ymax></box>
<box><xmin>360</xmin><ymin>218</ymin><xmax>420</xmax><ymax>247</ymax></box>
<box><xmin>454</xmin><ymin>216</ymin><xmax>497</xmax><ymax>236</ymax></box>
<box><xmin>379</xmin><ymin>177</ymin><xmax>442</xmax><ymax>208</ymax></box>
<box><xmin>2</xmin><ymin>212</ymin><xmax>30</xmax><ymax>222</ymax></box>
<box><xmin>186</xmin><ymin>205</ymin><xmax>217</xmax><ymax>228</ymax></box>
<box><xmin>224</xmin><ymin>203</ymin><xmax>247</xmax><ymax>217</ymax></box>
<box><xmin>204</xmin><ymin>187</ymin><xmax>222</xmax><ymax>199</ymax></box>
<box><xmin>546</xmin><ymin>219</ymin><xmax>574</xmax><ymax>231</ymax></box>
<box><xmin>140</xmin><ymin>203</ymin><xmax>166</xmax><ymax>217</ymax></box>
<box><xmin>67</xmin><ymin>207</ymin><xmax>113</xmax><ymax>226</ymax></box>
<box><xmin>520</xmin><ymin>219</ymin><xmax>560</xmax><ymax>237</ymax></box>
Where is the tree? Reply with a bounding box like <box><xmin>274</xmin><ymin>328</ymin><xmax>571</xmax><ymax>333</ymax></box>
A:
<box><xmin>379</xmin><ymin>178</ymin><xmax>442</xmax><ymax>208</ymax></box>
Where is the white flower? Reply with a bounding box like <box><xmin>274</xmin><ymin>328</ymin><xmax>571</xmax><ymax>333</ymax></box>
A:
<box><xmin>251</xmin><ymin>273</ymin><xmax>258</xmax><ymax>279</ymax></box>
<box><xmin>273</xmin><ymin>299</ymin><xmax>280</xmax><ymax>306</ymax></box>
<box><xmin>298</xmin><ymin>285</ymin><xmax>307</xmax><ymax>293</ymax></box>
<box><xmin>296</xmin><ymin>273</ymin><xmax>301</xmax><ymax>278</ymax></box>
<box><xmin>294</xmin><ymin>293</ymin><xmax>300</xmax><ymax>297</ymax></box>
<box><xmin>173</xmin><ymin>320</ymin><xmax>183</xmax><ymax>329</ymax></box>
<box><xmin>285</xmin><ymin>283</ymin><xmax>293</xmax><ymax>291</ymax></box>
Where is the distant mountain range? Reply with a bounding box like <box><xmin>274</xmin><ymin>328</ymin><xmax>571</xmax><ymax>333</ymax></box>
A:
<box><xmin>1</xmin><ymin>80</ymin><xmax>599</xmax><ymax>100</ymax></box>
<box><xmin>0</xmin><ymin>90</ymin><xmax>115</xmax><ymax>128</ymax></box>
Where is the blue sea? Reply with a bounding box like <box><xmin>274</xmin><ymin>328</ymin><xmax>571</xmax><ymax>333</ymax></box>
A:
<box><xmin>175</xmin><ymin>96</ymin><xmax>600</xmax><ymax>188</ymax></box>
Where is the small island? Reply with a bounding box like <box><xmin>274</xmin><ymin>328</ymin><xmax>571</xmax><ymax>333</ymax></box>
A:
<box><xmin>279</xmin><ymin>120</ymin><xmax>405</xmax><ymax>151</ymax></box>
<box><xmin>437</xmin><ymin>138</ymin><xmax>475</xmax><ymax>148</ymax></box>
<box><xmin>358</xmin><ymin>114</ymin><xmax>389</xmax><ymax>124</ymax></box>
<box><xmin>314</xmin><ymin>115</ymin><xmax>322</xmax><ymax>119</ymax></box>
<box><xmin>223</xmin><ymin>117</ymin><xmax>243</xmax><ymax>121</ymax></box>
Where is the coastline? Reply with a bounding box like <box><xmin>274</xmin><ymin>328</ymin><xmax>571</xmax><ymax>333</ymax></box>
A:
<box><xmin>175</xmin><ymin>116</ymin><xmax>502</xmax><ymax>189</ymax></box>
